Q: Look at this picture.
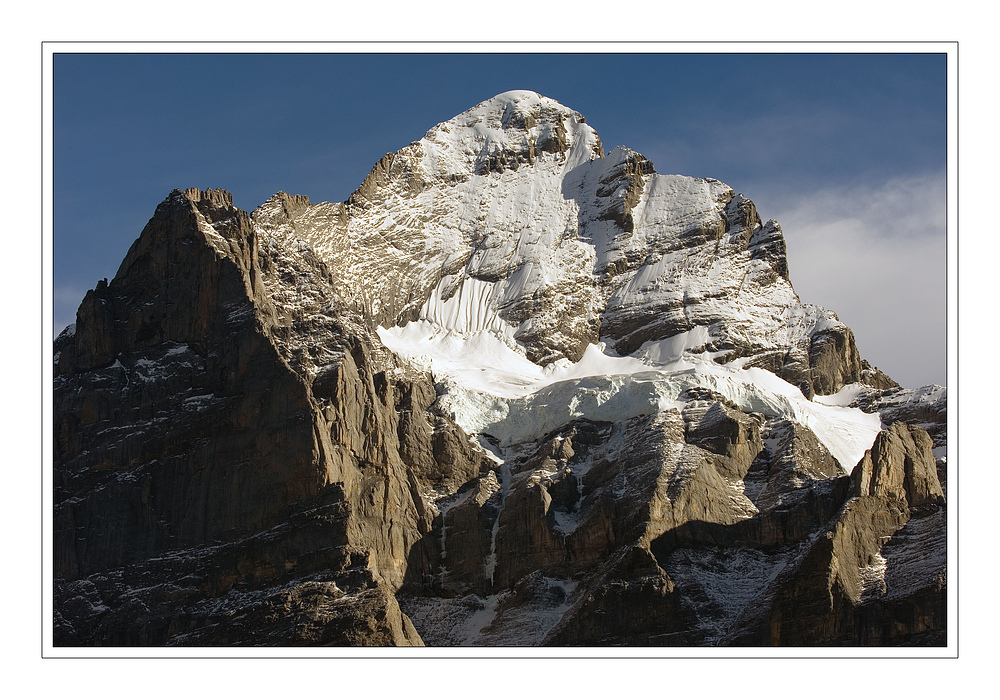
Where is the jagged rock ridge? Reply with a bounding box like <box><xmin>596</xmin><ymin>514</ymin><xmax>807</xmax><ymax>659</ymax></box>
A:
<box><xmin>53</xmin><ymin>91</ymin><xmax>946</xmax><ymax>647</ymax></box>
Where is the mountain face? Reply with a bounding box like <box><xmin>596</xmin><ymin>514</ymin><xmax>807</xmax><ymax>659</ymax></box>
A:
<box><xmin>52</xmin><ymin>91</ymin><xmax>946</xmax><ymax>647</ymax></box>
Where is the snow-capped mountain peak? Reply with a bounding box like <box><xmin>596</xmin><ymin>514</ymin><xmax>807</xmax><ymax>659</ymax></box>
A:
<box><xmin>229</xmin><ymin>91</ymin><xmax>905</xmax><ymax>473</ymax></box>
<box><xmin>419</xmin><ymin>90</ymin><xmax>604</xmax><ymax>177</ymax></box>
<box><xmin>54</xmin><ymin>91</ymin><xmax>945</xmax><ymax>649</ymax></box>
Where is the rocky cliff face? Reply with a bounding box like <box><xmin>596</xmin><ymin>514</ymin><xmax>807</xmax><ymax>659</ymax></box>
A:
<box><xmin>53</xmin><ymin>188</ymin><xmax>481</xmax><ymax>645</ymax></box>
<box><xmin>53</xmin><ymin>91</ymin><xmax>946</xmax><ymax>647</ymax></box>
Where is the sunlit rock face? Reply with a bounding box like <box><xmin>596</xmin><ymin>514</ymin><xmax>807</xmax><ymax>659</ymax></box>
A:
<box><xmin>53</xmin><ymin>92</ymin><xmax>945</xmax><ymax>647</ymax></box>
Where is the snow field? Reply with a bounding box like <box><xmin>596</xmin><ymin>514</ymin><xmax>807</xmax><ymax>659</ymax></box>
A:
<box><xmin>378</xmin><ymin>321</ymin><xmax>882</xmax><ymax>471</ymax></box>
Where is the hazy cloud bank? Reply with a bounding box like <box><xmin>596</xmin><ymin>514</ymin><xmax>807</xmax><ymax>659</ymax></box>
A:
<box><xmin>772</xmin><ymin>172</ymin><xmax>947</xmax><ymax>389</ymax></box>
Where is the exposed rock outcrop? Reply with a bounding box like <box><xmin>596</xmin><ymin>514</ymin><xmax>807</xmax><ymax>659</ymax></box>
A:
<box><xmin>724</xmin><ymin>422</ymin><xmax>946</xmax><ymax>645</ymax></box>
<box><xmin>53</xmin><ymin>187</ymin><xmax>486</xmax><ymax>646</ymax></box>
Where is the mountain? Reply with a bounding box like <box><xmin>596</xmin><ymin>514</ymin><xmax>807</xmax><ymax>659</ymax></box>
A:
<box><xmin>52</xmin><ymin>90</ymin><xmax>947</xmax><ymax>647</ymax></box>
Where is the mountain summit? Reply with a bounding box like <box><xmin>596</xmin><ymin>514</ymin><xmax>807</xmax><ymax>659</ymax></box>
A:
<box><xmin>53</xmin><ymin>92</ymin><xmax>947</xmax><ymax>647</ymax></box>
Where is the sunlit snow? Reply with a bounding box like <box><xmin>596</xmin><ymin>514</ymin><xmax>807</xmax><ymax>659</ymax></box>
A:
<box><xmin>378</xmin><ymin>320</ymin><xmax>881</xmax><ymax>472</ymax></box>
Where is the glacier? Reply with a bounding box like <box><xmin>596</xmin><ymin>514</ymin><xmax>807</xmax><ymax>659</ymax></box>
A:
<box><xmin>377</xmin><ymin>321</ymin><xmax>882</xmax><ymax>471</ymax></box>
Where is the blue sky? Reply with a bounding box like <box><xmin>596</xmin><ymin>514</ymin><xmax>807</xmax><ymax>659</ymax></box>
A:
<box><xmin>52</xmin><ymin>51</ymin><xmax>947</xmax><ymax>388</ymax></box>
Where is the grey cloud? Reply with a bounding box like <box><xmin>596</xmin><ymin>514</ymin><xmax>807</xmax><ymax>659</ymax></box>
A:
<box><xmin>771</xmin><ymin>172</ymin><xmax>947</xmax><ymax>389</ymax></box>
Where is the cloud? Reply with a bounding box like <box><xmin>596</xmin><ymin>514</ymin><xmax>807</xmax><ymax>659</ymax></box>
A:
<box><xmin>769</xmin><ymin>172</ymin><xmax>947</xmax><ymax>389</ymax></box>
